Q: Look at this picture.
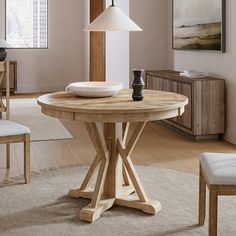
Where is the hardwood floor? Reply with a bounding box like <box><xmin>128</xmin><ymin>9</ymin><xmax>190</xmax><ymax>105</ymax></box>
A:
<box><xmin>1</xmin><ymin>121</ymin><xmax>236</xmax><ymax>184</ymax></box>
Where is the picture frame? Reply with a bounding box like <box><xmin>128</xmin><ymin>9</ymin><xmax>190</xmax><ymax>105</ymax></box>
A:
<box><xmin>172</xmin><ymin>0</ymin><xmax>226</xmax><ymax>52</ymax></box>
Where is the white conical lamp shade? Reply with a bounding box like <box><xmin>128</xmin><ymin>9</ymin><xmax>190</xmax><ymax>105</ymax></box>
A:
<box><xmin>85</xmin><ymin>5</ymin><xmax>142</xmax><ymax>32</ymax></box>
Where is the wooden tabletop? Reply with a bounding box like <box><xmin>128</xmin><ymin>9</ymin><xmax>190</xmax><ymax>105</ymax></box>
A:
<box><xmin>38</xmin><ymin>89</ymin><xmax>188</xmax><ymax>123</ymax></box>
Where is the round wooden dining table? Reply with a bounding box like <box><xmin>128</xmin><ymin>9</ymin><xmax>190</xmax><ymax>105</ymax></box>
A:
<box><xmin>38</xmin><ymin>89</ymin><xmax>188</xmax><ymax>223</ymax></box>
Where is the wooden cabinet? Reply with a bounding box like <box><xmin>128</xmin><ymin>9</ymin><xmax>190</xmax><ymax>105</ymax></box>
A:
<box><xmin>146</xmin><ymin>70</ymin><xmax>226</xmax><ymax>141</ymax></box>
<box><xmin>0</xmin><ymin>61</ymin><xmax>17</xmax><ymax>93</ymax></box>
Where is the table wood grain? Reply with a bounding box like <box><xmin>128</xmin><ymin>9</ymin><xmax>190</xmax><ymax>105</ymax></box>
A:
<box><xmin>38</xmin><ymin>89</ymin><xmax>188</xmax><ymax>123</ymax></box>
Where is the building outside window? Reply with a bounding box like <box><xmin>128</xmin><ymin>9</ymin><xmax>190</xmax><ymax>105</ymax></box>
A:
<box><xmin>6</xmin><ymin>0</ymin><xmax>48</xmax><ymax>48</ymax></box>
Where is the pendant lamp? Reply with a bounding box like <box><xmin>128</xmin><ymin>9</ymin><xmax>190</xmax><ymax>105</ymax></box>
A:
<box><xmin>84</xmin><ymin>0</ymin><xmax>142</xmax><ymax>32</ymax></box>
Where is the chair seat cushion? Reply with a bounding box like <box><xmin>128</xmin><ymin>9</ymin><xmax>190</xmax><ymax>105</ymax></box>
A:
<box><xmin>200</xmin><ymin>153</ymin><xmax>236</xmax><ymax>185</ymax></box>
<box><xmin>0</xmin><ymin>120</ymin><xmax>30</xmax><ymax>137</ymax></box>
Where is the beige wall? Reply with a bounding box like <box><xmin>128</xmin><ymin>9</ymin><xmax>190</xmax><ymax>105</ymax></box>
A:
<box><xmin>0</xmin><ymin>0</ymin><xmax>85</xmax><ymax>92</ymax></box>
<box><xmin>130</xmin><ymin>0</ymin><xmax>168</xmax><ymax>77</ymax></box>
<box><xmin>106</xmin><ymin>0</ymin><xmax>130</xmax><ymax>88</ymax></box>
<box><xmin>167</xmin><ymin>0</ymin><xmax>236</xmax><ymax>144</ymax></box>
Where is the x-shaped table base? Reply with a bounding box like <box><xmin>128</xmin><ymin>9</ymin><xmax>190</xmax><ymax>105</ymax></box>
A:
<box><xmin>68</xmin><ymin>122</ymin><xmax>161</xmax><ymax>222</ymax></box>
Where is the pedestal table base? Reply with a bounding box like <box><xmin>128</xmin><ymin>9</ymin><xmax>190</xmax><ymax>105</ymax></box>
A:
<box><xmin>68</xmin><ymin>122</ymin><xmax>161</xmax><ymax>222</ymax></box>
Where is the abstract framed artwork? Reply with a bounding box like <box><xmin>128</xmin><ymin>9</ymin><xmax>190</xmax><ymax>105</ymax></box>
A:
<box><xmin>172</xmin><ymin>0</ymin><xmax>226</xmax><ymax>52</ymax></box>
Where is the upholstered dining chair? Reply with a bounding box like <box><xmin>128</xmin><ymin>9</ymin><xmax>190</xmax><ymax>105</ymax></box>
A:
<box><xmin>0</xmin><ymin>61</ymin><xmax>30</xmax><ymax>184</ymax></box>
<box><xmin>199</xmin><ymin>152</ymin><xmax>236</xmax><ymax>236</ymax></box>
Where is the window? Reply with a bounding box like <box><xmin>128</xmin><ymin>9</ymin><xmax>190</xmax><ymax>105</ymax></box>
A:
<box><xmin>6</xmin><ymin>0</ymin><xmax>48</xmax><ymax>48</ymax></box>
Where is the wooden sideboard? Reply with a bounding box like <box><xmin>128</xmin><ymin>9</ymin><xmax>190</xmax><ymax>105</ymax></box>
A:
<box><xmin>146</xmin><ymin>70</ymin><xmax>226</xmax><ymax>141</ymax></box>
<box><xmin>0</xmin><ymin>61</ymin><xmax>17</xmax><ymax>94</ymax></box>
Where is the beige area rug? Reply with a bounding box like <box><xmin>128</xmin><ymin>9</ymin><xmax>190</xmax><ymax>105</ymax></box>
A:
<box><xmin>4</xmin><ymin>98</ymin><xmax>73</xmax><ymax>141</ymax></box>
<box><xmin>0</xmin><ymin>166</ymin><xmax>236</xmax><ymax>236</ymax></box>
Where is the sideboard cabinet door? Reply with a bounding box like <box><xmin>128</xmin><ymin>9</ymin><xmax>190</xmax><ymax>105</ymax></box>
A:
<box><xmin>177</xmin><ymin>82</ymin><xmax>192</xmax><ymax>130</ymax></box>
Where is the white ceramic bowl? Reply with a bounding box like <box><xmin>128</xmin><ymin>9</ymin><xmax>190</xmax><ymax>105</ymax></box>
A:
<box><xmin>65</xmin><ymin>82</ymin><xmax>123</xmax><ymax>98</ymax></box>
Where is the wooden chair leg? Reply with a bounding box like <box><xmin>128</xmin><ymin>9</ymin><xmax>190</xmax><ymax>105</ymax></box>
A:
<box><xmin>24</xmin><ymin>134</ymin><xmax>30</xmax><ymax>184</ymax></box>
<box><xmin>209</xmin><ymin>185</ymin><xmax>218</xmax><ymax>236</ymax></box>
<box><xmin>199</xmin><ymin>166</ymin><xmax>206</xmax><ymax>226</ymax></box>
<box><xmin>6</xmin><ymin>143</ymin><xmax>10</xmax><ymax>169</ymax></box>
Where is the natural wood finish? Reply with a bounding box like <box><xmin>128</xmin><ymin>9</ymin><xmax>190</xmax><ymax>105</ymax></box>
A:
<box><xmin>24</xmin><ymin>134</ymin><xmax>30</xmax><ymax>184</ymax></box>
<box><xmin>118</xmin><ymin>122</ymin><xmax>148</xmax><ymax>202</ymax></box>
<box><xmin>41</xmin><ymin>107</ymin><xmax>74</xmax><ymax>121</ymax></box>
<box><xmin>0</xmin><ymin>134</ymin><xmax>30</xmax><ymax>184</ymax></box>
<box><xmin>0</xmin><ymin>61</ymin><xmax>30</xmax><ymax>184</ymax></box>
<box><xmin>0</xmin><ymin>61</ymin><xmax>11</xmax><ymax>168</ymax></box>
<box><xmin>38</xmin><ymin>91</ymin><xmax>188</xmax><ymax>222</ymax></box>
<box><xmin>178</xmin><ymin>82</ymin><xmax>192</xmax><ymax>129</ymax></box>
<box><xmin>0</xmin><ymin>61</ymin><xmax>10</xmax><ymax>117</ymax></box>
<box><xmin>68</xmin><ymin>122</ymin><xmax>162</xmax><ymax>222</ymax></box>
<box><xmin>199</xmin><ymin>166</ymin><xmax>206</xmax><ymax>226</ymax></box>
<box><xmin>80</xmin><ymin>198</ymin><xmax>115</xmax><ymax>222</ymax></box>
<box><xmin>91</xmin><ymin>158</ymin><xmax>108</xmax><ymax>208</ymax></box>
<box><xmin>116</xmin><ymin>196</ymin><xmax>161</xmax><ymax>215</ymax></box>
<box><xmin>90</xmin><ymin>0</ymin><xmax>105</xmax><ymax>82</ymax></box>
<box><xmin>85</xmin><ymin>123</ymin><xmax>109</xmax><ymax>208</ymax></box>
<box><xmin>122</xmin><ymin>123</ymin><xmax>131</xmax><ymax>186</ymax></box>
<box><xmin>122</xmin><ymin>164</ymin><xmax>131</xmax><ymax>186</ymax></box>
<box><xmin>0</xmin><ymin>134</ymin><xmax>25</xmax><ymax>144</ymax></box>
<box><xmin>6</xmin><ymin>61</ymin><xmax>10</xmax><ymax>168</ymax></box>
<box><xmin>0</xmin><ymin>61</ymin><xmax>17</xmax><ymax>93</ymax></box>
<box><xmin>38</xmin><ymin>90</ymin><xmax>188</xmax><ymax>123</ymax></box>
<box><xmin>5</xmin><ymin>62</ymin><xmax>10</xmax><ymax>120</ymax></box>
<box><xmin>217</xmin><ymin>185</ymin><xmax>236</xmax><ymax>195</ymax></box>
<box><xmin>103</xmin><ymin>123</ymin><xmax>123</xmax><ymax>198</ymax></box>
<box><xmin>5</xmin><ymin>62</ymin><xmax>11</xmax><ymax>166</ymax></box>
<box><xmin>80</xmin><ymin>155</ymin><xmax>100</xmax><ymax>191</ymax></box>
<box><xmin>198</xmin><ymin>164</ymin><xmax>236</xmax><ymax>236</ymax></box>
<box><xmin>209</xmin><ymin>186</ymin><xmax>218</xmax><ymax>236</ymax></box>
<box><xmin>146</xmin><ymin>70</ymin><xmax>226</xmax><ymax>141</ymax></box>
<box><xmin>84</xmin><ymin>123</ymin><xmax>108</xmax><ymax>159</ymax></box>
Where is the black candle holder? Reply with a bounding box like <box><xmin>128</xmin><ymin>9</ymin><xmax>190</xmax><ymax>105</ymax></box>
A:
<box><xmin>132</xmin><ymin>69</ymin><xmax>145</xmax><ymax>101</ymax></box>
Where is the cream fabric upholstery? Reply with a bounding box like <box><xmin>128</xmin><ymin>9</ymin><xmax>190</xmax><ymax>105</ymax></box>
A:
<box><xmin>0</xmin><ymin>120</ymin><xmax>30</xmax><ymax>137</ymax></box>
<box><xmin>200</xmin><ymin>153</ymin><xmax>236</xmax><ymax>185</ymax></box>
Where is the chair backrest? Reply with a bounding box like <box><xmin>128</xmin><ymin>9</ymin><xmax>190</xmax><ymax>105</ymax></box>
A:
<box><xmin>0</xmin><ymin>61</ymin><xmax>10</xmax><ymax>120</ymax></box>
